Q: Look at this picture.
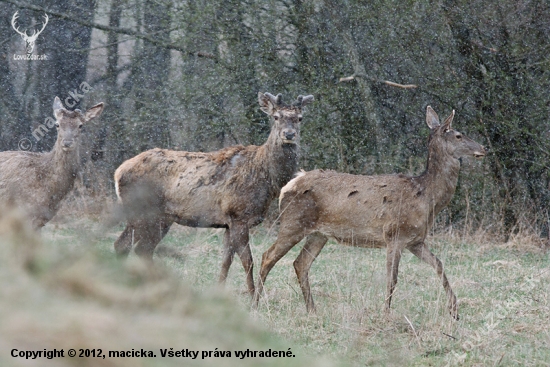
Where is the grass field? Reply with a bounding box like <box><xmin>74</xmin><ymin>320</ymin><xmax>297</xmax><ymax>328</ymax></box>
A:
<box><xmin>3</xmin><ymin>213</ymin><xmax>550</xmax><ymax>366</ymax></box>
<box><xmin>153</xmin><ymin>225</ymin><xmax>550</xmax><ymax>366</ymax></box>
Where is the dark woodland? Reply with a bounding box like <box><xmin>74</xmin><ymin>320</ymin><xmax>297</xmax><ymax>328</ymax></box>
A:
<box><xmin>1</xmin><ymin>0</ymin><xmax>550</xmax><ymax>239</ymax></box>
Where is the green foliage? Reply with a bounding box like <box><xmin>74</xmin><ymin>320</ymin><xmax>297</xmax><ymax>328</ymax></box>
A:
<box><xmin>2</xmin><ymin>0</ymin><xmax>550</xmax><ymax>233</ymax></box>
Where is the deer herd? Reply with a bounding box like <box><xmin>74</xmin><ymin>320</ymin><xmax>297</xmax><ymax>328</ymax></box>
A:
<box><xmin>0</xmin><ymin>92</ymin><xmax>487</xmax><ymax>321</ymax></box>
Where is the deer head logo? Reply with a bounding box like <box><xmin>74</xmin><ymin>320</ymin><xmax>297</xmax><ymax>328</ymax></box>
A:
<box><xmin>11</xmin><ymin>11</ymin><xmax>49</xmax><ymax>55</ymax></box>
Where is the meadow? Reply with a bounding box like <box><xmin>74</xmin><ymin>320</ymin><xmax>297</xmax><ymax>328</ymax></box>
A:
<box><xmin>4</xmin><ymin>209</ymin><xmax>543</xmax><ymax>367</ymax></box>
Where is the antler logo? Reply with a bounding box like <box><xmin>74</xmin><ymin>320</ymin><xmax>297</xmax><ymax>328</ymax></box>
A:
<box><xmin>11</xmin><ymin>11</ymin><xmax>49</xmax><ymax>55</ymax></box>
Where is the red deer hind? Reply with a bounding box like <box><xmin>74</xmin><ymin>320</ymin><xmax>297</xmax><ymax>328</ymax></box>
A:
<box><xmin>254</xmin><ymin>106</ymin><xmax>486</xmax><ymax>319</ymax></box>
<box><xmin>114</xmin><ymin>92</ymin><xmax>314</xmax><ymax>294</ymax></box>
<box><xmin>0</xmin><ymin>97</ymin><xmax>104</xmax><ymax>229</ymax></box>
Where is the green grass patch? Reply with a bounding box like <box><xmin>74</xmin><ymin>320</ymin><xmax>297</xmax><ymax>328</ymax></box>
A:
<box><xmin>27</xmin><ymin>219</ymin><xmax>550</xmax><ymax>366</ymax></box>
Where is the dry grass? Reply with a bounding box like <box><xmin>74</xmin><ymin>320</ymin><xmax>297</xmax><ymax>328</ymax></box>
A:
<box><xmin>4</xmin><ymin>203</ymin><xmax>549</xmax><ymax>366</ymax></box>
<box><xmin>0</xmin><ymin>210</ymin><xmax>342</xmax><ymax>367</ymax></box>
<box><xmin>154</xmin><ymin>223</ymin><xmax>549</xmax><ymax>366</ymax></box>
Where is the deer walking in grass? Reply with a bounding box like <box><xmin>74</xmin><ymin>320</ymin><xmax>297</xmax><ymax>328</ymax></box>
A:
<box><xmin>254</xmin><ymin>106</ymin><xmax>486</xmax><ymax>319</ymax></box>
<box><xmin>0</xmin><ymin>97</ymin><xmax>104</xmax><ymax>230</ymax></box>
<box><xmin>113</xmin><ymin>92</ymin><xmax>313</xmax><ymax>294</ymax></box>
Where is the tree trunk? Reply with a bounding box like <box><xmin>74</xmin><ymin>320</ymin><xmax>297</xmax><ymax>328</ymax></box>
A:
<box><xmin>341</xmin><ymin>30</ymin><xmax>383</xmax><ymax>165</ymax></box>
<box><xmin>132</xmin><ymin>0</ymin><xmax>171</xmax><ymax>151</ymax></box>
<box><xmin>91</xmin><ymin>0</ymin><xmax>125</xmax><ymax>174</ymax></box>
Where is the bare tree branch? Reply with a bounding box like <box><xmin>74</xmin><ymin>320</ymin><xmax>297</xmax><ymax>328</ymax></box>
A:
<box><xmin>383</xmin><ymin>80</ymin><xmax>418</xmax><ymax>89</ymax></box>
<box><xmin>338</xmin><ymin>75</ymin><xmax>355</xmax><ymax>82</ymax></box>
<box><xmin>338</xmin><ymin>74</ymin><xmax>417</xmax><ymax>89</ymax></box>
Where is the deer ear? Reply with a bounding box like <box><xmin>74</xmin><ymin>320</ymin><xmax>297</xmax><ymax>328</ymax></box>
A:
<box><xmin>442</xmin><ymin>110</ymin><xmax>455</xmax><ymax>131</ymax></box>
<box><xmin>83</xmin><ymin>102</ymin><xmax>104</xmax><ymax>122</ymax></box>
<box><xmin>53</xmin><ymin>97</ymin><xmax>65</xmax><ymax>118</ymax></box>
<box><xmin>258</xmin><ymin>92</ymin><xmax>275</xmax><ymax>115</ymax></box>
<box><xmin>426</xmin><ymin>106</ymin><xmax>440</xmax><ymax>129</ymax></box>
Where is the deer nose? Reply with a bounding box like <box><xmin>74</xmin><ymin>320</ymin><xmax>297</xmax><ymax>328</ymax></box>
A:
<box><xmin>284</xmin><ymin>131</ymin><xmax>296</xmax><ymax>141</ymax></box>
<box><xmin>62</xmin><ymin>140</ymin><xmax>74</xmax><ymax>148</ymax></box>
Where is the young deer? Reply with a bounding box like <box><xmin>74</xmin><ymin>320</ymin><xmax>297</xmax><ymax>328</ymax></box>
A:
<box><xmin>254</xmin><ymin>106</ymin><xmax>486</xmax><ymax>319</ymax></box>
<box><xmin>114</xmin><ymin>92</ymin><xmax>314</xmax><ymax>294</ymax></box>
<box><xmin>0</xmin><ymin>97</ymin><xmax>104</xmax><ymax>229</ymax></box>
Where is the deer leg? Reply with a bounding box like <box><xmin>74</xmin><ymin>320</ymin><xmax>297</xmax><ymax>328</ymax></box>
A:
<box><xmin>253</xmin><ymin>227</ymin><xmax>307</xmax><ymax>308</ymax></box>
<box><xmin>114</xmin><ymin>224</ymin><xmax>134</xmax><ymax>259</ymax></box>
<box><xmin>385</xmin><ymin>246</ymin><xmax>402</xmax><ymax>315</ymax></box>
<box><xmin>293</xmin><ymin>232</ymin><xmax>328</xmax><ymax>313</ymax></box>
<box><xmin>159</xmin><ymin>220</ymin><xmax>172</xmax><ymax>239</ymax></box>
<box><xmin>229</xmin><ymin>222</ymin><xmax>255</xmax><ymax>295</ymax></box>
<box><xmin>156</xmin><ymin>219</ymin><xmax>173</xmax><ymax>251</ymax></box>
<box><xmin>236</xmin><ymin>239</ymin><xmax>255</xmax><ymax>295</ymax></box>
<box><xmin>134</xmin><ymin>218</ymin><xmax>172</xmax><ymax>261</ymax></box>
<box><xmin>218</xmin><ymin>228</ymin><xmax>235</xmax><ymax>284</ymax></box>
<box><xmin>408</xmin><ymin>242</ymin><xmax>459</xmax><ymax>320</ymax></box>
<box><xmin>31</xmin><ymin>216</ymin><xmax>47</xmax><ymax>231</ymax></box>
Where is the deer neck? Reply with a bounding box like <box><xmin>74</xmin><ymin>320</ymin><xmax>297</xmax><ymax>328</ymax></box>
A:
<box><xmin>420</xmin><ymin>143</ymin><xmax>461</xmax><ymax>217</ymax></box>
<box><xmin>46</xmin><ymin>140</ymin><xmax>81</xmax><ymax>193</ymax></box>
<box><xmin>262</xmin><ymin>129</ymin><xmax>299</xmax><ymax>194</ymax></box>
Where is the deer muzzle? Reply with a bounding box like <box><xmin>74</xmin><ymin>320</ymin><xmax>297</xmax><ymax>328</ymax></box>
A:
<box><xmin>282</xmin><ymin>130</ymin><xmax>296</xmax><ymax>143</ymax></box>
<box><xmin>473</xmin><ymin>147</ymin><xmax>487</xmax><ymax>158</ymax></box>
<box><xmin>62</xmin><ymin>140</ymin><xmax>75</xmax><ymax>150</ymax></box>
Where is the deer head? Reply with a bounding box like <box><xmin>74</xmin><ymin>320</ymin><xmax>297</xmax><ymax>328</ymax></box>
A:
<box><xmin>425</xmin><ymin>106</ymin><xmax>486</xmax><ymax>160</ymax></box>
<box><xmin>11</xmin><ymin>11</ymin><xmax>49</xmax><ymax>55</ymax></box>
<box><xmin>52</xmin><ymin>97</ymin><xmax>104</xmax><ymax>151</ymax></box>
<box><xmin>258</xmin><ymin>92</ymin><xmax>314</xmax><ymax>144</ymax></box>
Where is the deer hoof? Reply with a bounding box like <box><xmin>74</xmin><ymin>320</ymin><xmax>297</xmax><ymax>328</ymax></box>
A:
<box><xmin>450</xmin><ymin>305</ymin><xmax>460</xmax><ymax>320</ymax></box>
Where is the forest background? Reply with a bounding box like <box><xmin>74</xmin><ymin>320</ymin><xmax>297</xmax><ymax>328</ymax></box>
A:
<box><xmin>1</xmin><ymin>0</ymin><xmax>550</xmax><ymax>240</ymax></box>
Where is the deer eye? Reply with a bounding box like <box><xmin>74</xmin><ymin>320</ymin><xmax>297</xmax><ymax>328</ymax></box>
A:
<box><xmin>79</xmin><ymin>125</ymin><xmax>83</xmax><ymax>129</ymax></box>
<box><xmin>298</xmin><ymin>116</ymin><xmax>303</xmax><ymax>122</ymax></box>
<box><xmin>456</xmin><ymin>134</ymin><xmax>462</xmax><ymax>140</ymax></box>
<box><xmin>273</xmin><ymin>115</ymin><xmax>279</xmax><ymax>121</ymax></box>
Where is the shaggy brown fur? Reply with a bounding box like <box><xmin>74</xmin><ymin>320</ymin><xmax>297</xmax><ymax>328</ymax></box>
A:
<box><xmin>254</xmin><ymin>106</ymin><xmax>486</xmax><ymax>319</ymax></box>
<box><xmin>114</xmin><ymin>92</ymin><xmax>314</xmax><ymax>294</ymax></box>
<box><xmin>0</xmin><ymin>97</ymin><xmax>104</xmax><ymax>229</ymax></box>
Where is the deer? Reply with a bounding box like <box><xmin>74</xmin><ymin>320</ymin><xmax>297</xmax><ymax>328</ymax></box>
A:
<box><xmin>253</xmin><ymin>106</ymin><xmax>486</xmax><ymax>320</ymax></box>
<box><xmin>113</xmin><ymin>92</ymin><xmax>314</xmax><ymax>294</ymax></box>
<box><xmin>0</xmin><ymin>97</ymin><xmax>104</xmax><ymax>230</ymax></box>
<box><xmin>11</xmin><ymin>11</ymin><xmax>49</xmax><ymax>55</ymax></box>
